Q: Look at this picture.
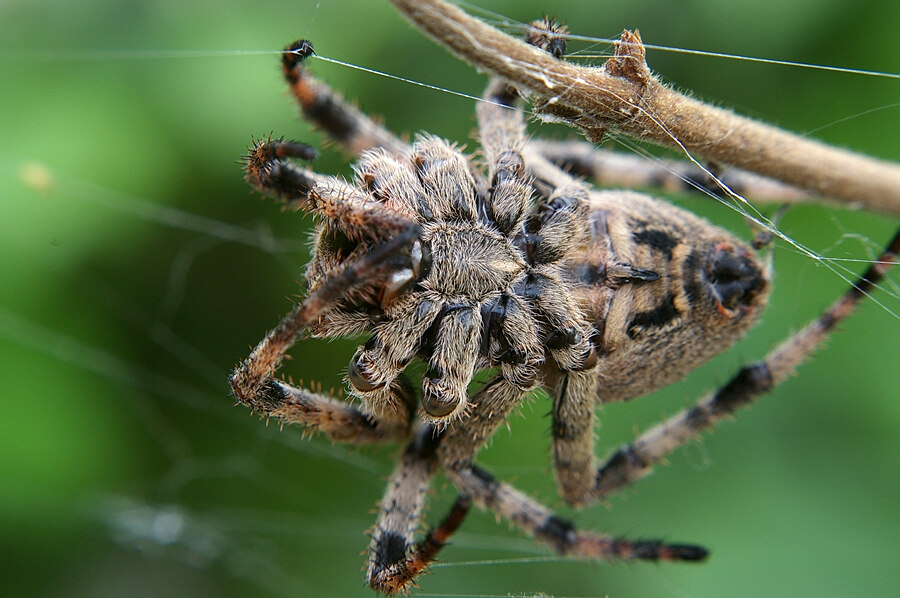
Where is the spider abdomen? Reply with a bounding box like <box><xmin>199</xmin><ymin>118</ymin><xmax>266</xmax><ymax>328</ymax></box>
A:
<box><xmin>569</xmin><ymin>190</ymin><xmax>770</xmax><ymax>402</ymax></box>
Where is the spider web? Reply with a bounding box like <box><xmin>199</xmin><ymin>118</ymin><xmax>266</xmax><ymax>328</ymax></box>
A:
<box><xmin>1</xmin><ymin>1</ymin><xmax>899</xmax><ymax>598</ymax></box>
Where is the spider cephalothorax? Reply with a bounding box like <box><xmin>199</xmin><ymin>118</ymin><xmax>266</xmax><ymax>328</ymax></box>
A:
<box><xmin>305</xmin><ymin>134</ymin><xmax>599</xmax><ymax>422</ymax></box>
<box><xmin>230</xmin><ymin>18</ymin><xmax>897</xmax><ymax>595</ymax></box>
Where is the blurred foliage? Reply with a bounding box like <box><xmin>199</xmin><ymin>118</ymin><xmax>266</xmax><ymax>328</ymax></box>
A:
<box><xmin>1</xmin><ymin>1</ymin><xmax>898</xmax><ymax>597</ymax></box>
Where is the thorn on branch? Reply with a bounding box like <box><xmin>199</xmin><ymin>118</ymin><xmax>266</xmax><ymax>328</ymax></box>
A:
<box><xmin>605</xmin><ymin>29</ymin><xmax>650</xmax><ymax>87</ymax></box>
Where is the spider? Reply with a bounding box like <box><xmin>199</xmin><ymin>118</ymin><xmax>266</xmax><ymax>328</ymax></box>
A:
<box><xmin>230</xmin><ymin>23</ymin><xmax>899</xmax><ymax>595</ymax></box>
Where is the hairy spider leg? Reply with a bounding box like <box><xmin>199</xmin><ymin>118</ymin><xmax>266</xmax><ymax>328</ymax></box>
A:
<box><xmin>229</xmin><ymin>226</ymin><xmax>420</xmax><ymax>441</ymax></box>
<box><xmin>366</xmin><ymin>424</ymin><xmax>475</xmax><ymax>594</ymax></box>
<box><xmin>377</xmin><ymin>377</ymin><xmax>538</xmax><ymax>595</ymax></box>
<box><xmin>451</xmin><ymin>462</ymin><xmax>707</xmax><ymax>562</ymax></box>
<box><xmin>244</xmin><ymin>138</ymin><xmax>415</xmax><ymax>241</ymax></box>
<box><xmin>593</xmin><ymin>227</ymin><xmax>900</xmax><ymax>497</ymax></box>
<box><xmin>281</xmin><ymin>40</ymin><xmax>407</xmax><ymax>157</ymax></box>
<box><xmin>420</xmin><ymin>376</ymin><xmax>708</xmax><ymax>565</ymax></box>
<box><xmin>531</xmin><ymin>138</ymin><xmax>812</xmax><ymax>205</ymax></box>
<box><xmin>370</xmin><ymin>491</ymin><xmax>472</xmax><ymax>594</ymax></box>
<box><xmin>441</xmin><ymin>373</ymin><xmax>709</xmax><ymax>561</ymax></box>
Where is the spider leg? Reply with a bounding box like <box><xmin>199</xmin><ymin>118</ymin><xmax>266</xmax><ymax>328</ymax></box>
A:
<box><xmin>366</xmin><ymin>374</ymin><xmax>539</xmax><ymax>592</ymax></box>
<box><xmin>366</xmin><ymin>424</ymin><xmax>472</xmax><ymax>594</ymax></box>
<box><xmin>370</xmin><ymin>495</ymin><xmax>471</xmax><ymax>594</ymax></box>
<box><xmin>367</xmin><ymin>372</ymin><xmax>539</xmax><ymax>592</ymax></box>
<box><xmin>281</xmin><ymin>40</ymin><xmax>408</xmax><ymax>157</ymax></box>
<box><xmin>367</xmin><ymin>374</ymin><xmax>577</xmax><ymax>592</ymax></box>
<box><xmin>255</xmin><ymin>376</ymin><xmax>414</xmax><ymax>444</ymax></box>
<box><xmin>548</xmin><ymin>369</ymin><xmax>600</xmax><ymax>506</ymax></box>
<box><xmin>593</xmin><ymin>227</ymin><xmax>900</xmax><ymax>497</ymax></box>
<box><xmin>447</xmin><ymin>462</ymin><xmax>707</xmax><ymax>563</ymax></box>
<box><xmin>420</xmin><ymin>304</ymin><xmax>483</xmax><ymax>420</ymax></box>
<box><xmin>435</xmin><ymin>371</ymin><xmax>678</xmax><ymax>566</ymax></box>
<box><xmin>230</xmin><ymin>227</ymin><xmax>420</xmax><ymax>440</ymax></box>
<box><xmin>244</xmin><ymin>137</ymin><xmax>416</xmax><ymax>242</ymax></box>
<box><xmin>347</xmin><ymin>293</ymin><xmax>442</xmax><ymax>413</ymax></box>
<box><xmin>530</xmin><ymin>138</ymin><xmax>813</xmax><ymax>204</ymax></box>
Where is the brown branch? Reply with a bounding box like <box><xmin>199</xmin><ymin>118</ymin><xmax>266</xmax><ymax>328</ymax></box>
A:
<box><xmin>390</xmin><ymin>0</ymin><xmax>900</xmax><ymax>216</ymax></box>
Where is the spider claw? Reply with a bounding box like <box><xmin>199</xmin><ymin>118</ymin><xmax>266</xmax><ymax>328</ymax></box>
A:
<box><xmin>283</xmin><ymin>39</ymin><xmax>315</xmax><ymax>64</ymax></box>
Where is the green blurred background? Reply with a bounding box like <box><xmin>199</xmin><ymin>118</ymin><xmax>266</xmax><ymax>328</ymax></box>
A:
<box><xmin>2</xmin><ymin>1</ymin><xmax>898</xmax><ymax>597</ymax></box>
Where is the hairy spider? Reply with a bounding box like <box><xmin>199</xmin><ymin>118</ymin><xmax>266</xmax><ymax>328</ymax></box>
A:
<box><xmin>230</xmin><ymin>24</ymin><xmax>899</xmax><ymax>595</ymax></box>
